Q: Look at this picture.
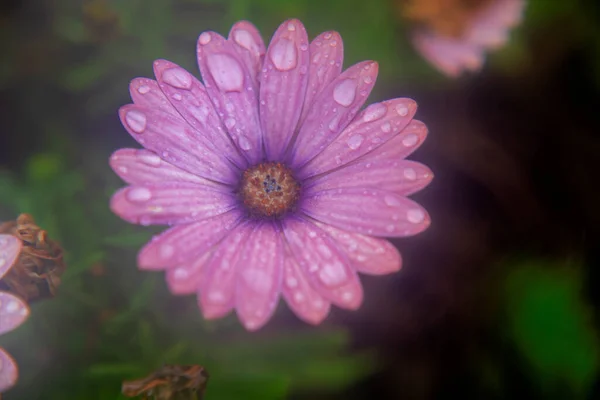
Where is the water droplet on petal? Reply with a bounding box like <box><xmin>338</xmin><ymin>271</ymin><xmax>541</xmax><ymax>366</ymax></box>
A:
<box><xmin>199</xmin><ymin>32</ymin><xmax>212</xmax><ymax>45</ymax></box>
<box><xmin>404</xmin><ymin>168</ymin><xmax>417</xmax><ymax>180</ymax></box>
<box><xmin>232</xmin><ymin>30</ymin><xmax>254</xmax><ymax>51</ymax></box>
<box><xmin>238</xmin><ymin>136</ymin><xmax>252</xmax><ymax>151</ymax></box>
<box><xmin>386</xmin><ymin>224</ymin><xmax>395</xmax><ymax>233</ymax></box>
<box><xmin>6</xmin><ymin>301</ymin><xmax>19</xmax><ymax>313</ymax></box>
<box><xmin>381</xmin><ymin>122</ymin><xmax>392</xmax><ymax>133</ymax></box>
<box><xmin>294</xmin><ymin>292</ymin><xmax>305</xmax><ymax>303</ymax></box>
<box><xmin>172</xmin><ymin>93</ymin><xmax>182</xmax><ymax>101</ymax></box>
<box><xmin>384</xmin><ymin>195</ymin><xmax>401</xmax><ymax>207</ymax></box>
<box><xmin>138</xmin><ymin>152</ymin><xmax>161</xmax><ymax>166</ymax></box>
<box><xmin>363</xmin><ymin>103</ymin><xmax>387</xmax><ymax>122</ymax></box>
<box><xmin>137</xmin><ymin>85</ymin><xmax>150</xmax><ymax>94</ymax></box>
<box><xmin>286</xmin><ymin>277</ymin><xmax>298</xmax><ymax>288</ymax></box>
<box><xmin>333</xmin><ymin>79</ymin><xmax>357</xmax><ymax>107</ymax></box>
<box><xmin>287</xmin><ymin>22</ymin><xmax>296</xmax><ymax>31</ymax></box>
<box><xmin>159</xmin><ymin>244</ymin><xmax>175</xmax><ymax>260</ymax></box>
<box><xmin>323</xmin><ymin>32</ymin><xmax>332</xmax><ymax>40</ymax></box>
<box><xmin>347</xmin><ymin>134</ymin><xmax>364</xmax><ymax>150</ymax></box>
<box><xmin>396</xmin><ymin>103</ymin><xmax>409</xmax><ymax>116</ymax></box>
<box><xmin>127</xmin><ymin>187</ymin><xmax>152</xmax><ymax>202</ymax></box>
<box><xmin>206</xmin><ymin>53</ymin><xmax>244</xmax><ymax>92</ymax></box>
<box><xmin>407</xmin><ymin>209</ymin><xmax>425</xmax><ymax>223</ymax></box>
<box><xmin>318</xmin><ymin>263</ymin><xmax>347</xmax><ymax>287</ymax></box>
<box><xmin>125</xmin><ymin>110</ymin><xmax>147</xmax><ymax>133</ymax></box>
<box><xmin>269</xmin><ymin>38</ymin><xmax>298</xmax><ymax>71</ymax></box>
<box><xmin>224</xmin><ymin>117</ymin><xmax>236</xmax><ymax>129</ymax></box>
<box><xmin>402</xmin><ymin>133</ymin><xmax>418</xmax><ymax>147</ymax></box>
<box><xmin>162</xmin><ymin>67</ymin><xmax>193</xmax><ymax>90</ymax></box>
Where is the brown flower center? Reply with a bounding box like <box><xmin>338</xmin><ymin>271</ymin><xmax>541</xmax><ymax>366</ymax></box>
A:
<box><xmin>399</xmin><ymin>0</ymin><xmax>494</xmax><ymax>38</ymax></box>
<box><xmin>239</xmin><ymin>163</ymin><xmax>300</xmax><ymax>218</ymax></box>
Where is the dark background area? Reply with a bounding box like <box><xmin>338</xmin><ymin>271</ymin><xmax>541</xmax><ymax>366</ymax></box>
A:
<box><xmin>1</xmin><ymin>0</ymin><xmax>599</xmax><ymax>399</ymax></box>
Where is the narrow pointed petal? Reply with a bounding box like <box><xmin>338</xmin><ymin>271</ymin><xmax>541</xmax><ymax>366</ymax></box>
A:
<box><xmin>200</xmin><ymin>223</ymin><xmax>253</xmax><ymax>319</ymax></box>
<box><xmin>110</xmin><ymin>149</ymin><xmax>218</xmax><ymax>187</ymax></box>
<box><xmin>308</xmin><ymin>160</ymin><xmax>433</xmax><ymax>196</ymax></box>
<box><xmin>289</xmin><ymin>61</ymin><xmax>379</xmax><ymax>169</ymax></box>
<box><xmin>281</xmin><ymin>252</ymin><xmax>331</xmax><ymax>325</ymax></box>
<box><xmin>259</xmin><ymin>19</ymin><xmax>310</xmax><ymax>161</ymax></box>
<box><xmin>235</xmin><ymin>223</ymin><xmax>283</xmax><ymax>331</ymax></box>
<box><xmin>467</xmin><ymin>0</ymin><xmax>526</xmax><ymax>48</ymax></box>
<box><xmin>0</xmin><ymin>292</ymin><xmax>29</xmax><ymax>335</ymax></box>
<box><xmin>119</xmin><ymin>104</ymin><xmax>238</xmax><ymax>184</ymax></box>
<box><xmin>0</xmin><ymin>235</ymin><xmax>21</xmax><ymax>279</ymax></box>
<box><xmin>0</xmin><ymin>348</ymin><xmax>18</xmax><ymax>392</ymax></box>
<box><xmin>129</xmin><ymin>78</ymin><xmax>178</xmax><ymax>114</ymax></box>
<box><xmin>299</xmin><ymin>100</ymin><xmax>419</xmax><ymax>179</ymax></box>
<box><xmin>166</xmin><ymin>252</ymin><xmax>214</xmax><ymax>295</ymax></box>
<box><xmin>299</xmin><ymin>31</ymin><xmax>344</xmax><ymax>122</ymax></box>
<box><xmin>228</xmin><ymin>21</ymin><xmax>266</xmax><ymax>85</ymax></box>
<box><xmin>110</xmin><ymin>184</ymin><xmax>236</xmax><ymax>226</ymax></box>
<box><xmin>302</xmin><ymin>188</ymin><xmax>430</xmax><ymax>237</ymax></box>
<box><xmin>153</xmin><ymin>59</ymin><xmax>247</xmax><ymax>170</ymax></box>
<box><xmin>197</xmin><ymin>32</ymin><xmax>263</xmax><ymax>164</ymax></box>
<box><xmin>314</xmin><ymin>221</ymin><xmax>402</xmax><ymax>275</ymax></box>
<box><xmin>283</xmin><ymin>218</ymin><xmax>363</xmax><ymax>310</ymax></box>
<box><xmin>412</xmin><ymin>31</ymin><xmax>484</xmax><ymax>77</ymax></box>
<box><xmin>137</xmin><ymin>210</ymin><xmax>242</xmax><ymax>270</ymax></box>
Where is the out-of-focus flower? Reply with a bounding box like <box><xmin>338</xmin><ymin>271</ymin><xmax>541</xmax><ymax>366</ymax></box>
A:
<box><xmin>0</xmin><ymin>234</ymin><xmax>29</xmax><ymax>393</ymax></box>
<box><xmin>122</xmin><ymin>364</ymin><xmax>209</xmax><ymax>400</ymax></box>
<box><xmin>399</xmin><ymin>0</ymin><xmax>526</xmax><ymax>77</ymax></box>
<box><xmin>0</xmin><ymin>214</ymin><xmax>66</xmax><ymax>303</ymax></box>
<box><xmin>110</xmin><ymin>19</ymin><xmax>432</xmax><ymax>331</ymax></box>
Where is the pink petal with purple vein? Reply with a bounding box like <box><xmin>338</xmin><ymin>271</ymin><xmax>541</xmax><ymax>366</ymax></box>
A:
<box><xmin>314</xmin><ymin>221</ymin><xmax>402</xmax><ymax>275</ymax></box>
<box><xmin>259</xmin><ymin>19</ymin><xmax>310</xmax><ymax>161</ymax></box>
<box><xmin>299</xmin><ymin>100</ymin><xmax>419</xmax><ymax>179</ymax></box>
<box><xmin>302</xmin><ymin>188</ymin><xmax>430</xmax><ymax>238</ymax></box>
<box><xmin>200</xmin><ymin>223</ymin><xmax>253</xmax><ymax>320</ymax></box>
<box><xmin>290</xmin><ymin>61</ymin><xmax>379</xmax><ymax>169</ymax></box>
<box><xmin>235</xmin><ymin>223</ymin><xmax>284</xmax><ymax>331</ymax></box>
<box><xmin>228</xmin><ymin>21</ymin><xmax>266</xmax><ymax>86</ymax></box>
<box><xmin>197</xmin><ymin>32</ymin><xmax>263</xmax><ymax>164</ymax></box>
<box><xmin>137</xmin><ymin>209</ymin><xmax>242</xmax><ymax>270</ymax></box>
<box><xmin>110</xmin><ymin>183</ymin><xmax>236</xmax><ymax>226</ymax></box>
<box><xmin>110</xmin><ymin>149</ymin><xmax>218</xmax><ymax>187</ymax></box>
<box><xmin>0</xmin><ymin>292</ymin><xmax>29</xmax><ymax>335</ymax></box>
<box><xmin>299</xmin><ymin>31</ymin><xmax>344</xmax><ymax>122</ymax></box>
<box><xmin>166</xmin><ymin>251</ymin><xmax>214</xmax><ymax>295</ymax></box>
<box><xmin>283</xmin><ymin>217</ymin><xmax>363</xmax><ymax>310</ymax></box>
<box><xmin>153</xmin><ymin>59</ymin><xmax>247</xmax><ymax>170</ymax></box>
<box><xmin>281</xmin><ymin>251</ymin><xmax>331</xmax><ymax>325</ymax></box>
<box><xmin>0</xmin><ymin>235</ymin><xmax>21</xmax><ymax>279</ymax></box>
<box><xmin>119</xmin><ymin>104</ymin><xmax>238</xmax><ymax>184</ymax></box>
<box><xmin>0</xmin><ymin>348</ymin><xmax>18</xmax><ymax>392</ymax></box>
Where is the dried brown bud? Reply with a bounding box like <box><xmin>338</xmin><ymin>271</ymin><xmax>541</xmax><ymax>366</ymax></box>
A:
<box><xmin>0</xmin><ymin>214</ymin><xmax>66</xmax><ymax>303</ymax></box>
<box><xmin>122</xmin><ymin>364</ymin><xmax>209</xmax><ymax>400</ymax></box>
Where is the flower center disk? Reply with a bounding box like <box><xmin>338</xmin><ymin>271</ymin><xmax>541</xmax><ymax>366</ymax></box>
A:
<box><xmin>239</xmin><ymin>163</ymin><xmax>300</xmax><ymax>218</ymax></box>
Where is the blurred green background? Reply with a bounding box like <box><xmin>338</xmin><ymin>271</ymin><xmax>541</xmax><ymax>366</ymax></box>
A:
<box><xmin>1</xmin><ymin>0</ymin><xmax>600</xmax><ymax>399</ymax></box>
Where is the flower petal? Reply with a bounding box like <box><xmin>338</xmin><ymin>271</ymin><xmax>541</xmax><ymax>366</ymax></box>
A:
<box><xmin>110</xmin><ymin>184</ymin><xmax>236</xmax><ymax>226</ymax></box>
<box><xmin>289</xmin><ymin>61</ymin><xmax>379</xmax><ymax>169</ymax></box>
<box><xmin>0</xmin><ymin>292</ymin><xmax>29</xmax><ymax>335</ymax></box>
<box><xmin>129</xmin><ymin>78</ymin><xmax>178</xmax><ymax>114</ymax></box>
<box><xmin>281</xmin><ymin>251</ymin><xmax>331</xmax><ymax>325</ymax></box>
<box><xmin>466</xmin><ymin>0</ymin><xmax>526</xmax><ymax>48</ymax></box>
<box><xmin>200</xmin><ymin>223</ymin><xmax>253</xmax><ymax>320</ymax></box>
<box><xmin>259</xmin><ymin>19</ymin><xmax>310</xmax><ymax>161</ymax></box>
<box><xmin>299</xmin><ymin>100</ymin><xmax>419</xmax><ymax>179</ymax></box>
<box><xmin>314</xmin><ymin>221</ymin><xmax>402</xmax><ymax>275</ymax></box>
<box><xmin>197</xmin><ymin>32</ymin><xmax>263</xmax><ymax>164</ymax></box>
<box><xmin>0</xmin><ymin>235</ymin><xmax>21</xmax><ymax>279</ymax></box>
<box><xmin>166</xmin><ymin>251</ymin><xmax>214</xmax><ymax>295</ymax></box>
<box><xmin>412</xmin><ymin>31</ymin><xmax>484</xmax><ymax>77</ymax></box>
<box><xmin>308</xmin><ymin>160</ymin><xmax>432</xmax><ymax>196</ymax></box>
<box><xmin>110</xmin><ymin>148</ymin><xmax>217</xmax><ymax>187</ymax></box>
<box><xmin>153</xmin><ymin>59</ymin><xmax>247</xmax><ymax>170</ymax></box>
<box><xmin>137</xmin><ymin>209</ymin><xmax>242</xmax><ymax>270</ymax></box>
<box><xmin>119</xmin><ymin>104</ymin><xmax>239</xmax><ymax>184</ymax></box>
<box><xmin>283</xmin><ymin>217</ymin><xmax>363</xmax><ymax>310</ymax></box>
<box><xmin>228</xmin><ymin>21</ymin><xmax>266</xmax><ymax>86</ymax></box>
<box><xmin>0</xmin><ymin>348</ymin><xmax>18</xmax><ymax>392</ymax></box>
<box><xmin>235</xmin><ymin>223</ymin><xmax>283</xmax><ymax>331</ymax></box>
<box><xmin>299</xmin><ymin>31</ymin><xmax>344</xmax><ymax>122</ymax></box>
<box><xmin>302</xmin><ymin>188</ymin><xmax>430</xmax><ymax>237</ymax></box>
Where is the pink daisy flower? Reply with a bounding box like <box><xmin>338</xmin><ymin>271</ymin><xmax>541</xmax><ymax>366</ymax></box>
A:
<box><xmin>110</xmin><ymin>19</ymin><xmax>432</xmax><ymax>331</ymax></box>
<box><xmin>0</xmin><ymin>234</ymin><xmax>29</xmax><ymax>393</ymax></box>
<box><xmin>405</xmin><ymin>0</ymin><xmax>526</xmax><ymax>77</ymax></box>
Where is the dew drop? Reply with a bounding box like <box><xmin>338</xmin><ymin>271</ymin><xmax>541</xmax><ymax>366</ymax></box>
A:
<box><xmin>6</xmin><ymin>301</ymin><xmax>19</xmax><ymax>313</ymax></box>
<box><xmin>384</xmin><ymin>195</ymin><xmax>402</xmax><ymax>207</ymax></box>
<box><xmin>318</xmin><ymin>263</ymin><xmax>347</xmax><ymax>287</ymax></box>
<box><xmin>138</xmin><ymin>152</ymin><xmax>161</xmax><ymax>166</ymax></box>
<box><xmin>381</xmin><ymin>122</ymin><xmax>392</xmax><ymax>133</ymax></box>
<box><xmin>363</xmin><ymin>103</ymin><xmax>386</xmax><ymax>122</ymax></box>
<box><xmin>232</xmin><ymin>30</ymin><xmax>255</xmax><ymax>52</ymax></box>
<box><xmin>162</xmin><ymin>67</ymin><xmax>193</xmax><ymax>90</ymax></box>
<box><xmin>137</xmin><ymin>85</ymin><xmax>150</xmax><ymax>94</ymax></box>
<box><xmin>407</xmin><ymin>209</ymin><xmax>425</xmax><ymax>224</ymax></box>
<box><xmin>269</xmin><ymin>38</ymin><xmax>298</xmax><ymax>71</ymax></box>
<box><xmin>125</xmin><ymin>110</ymin><xmax>147</xmax><ymax>133</ymax></box>
<box><xmin>287</xmin><ymin>22</ymin><xmax>296</xmax><ymax>31</ymax></box>
<box><xmin>396</xmin><ymin>103</ymin><xmax>409</xmax><ymax>116</ymax></box>
<box><xmin>171</xmin><ymin>93</ymin><xmax>182</xmax><ymax>101</ymax></box>
<box><xmin>402</xmin><ymin>133</ymin><xmax>418</xmax><ymax>147</ymax></box>
<box><xmin>323</xmin><ymin>32</ymin><xmax>332</xmax><ymax>40</ymax></box>
<box><xmin>286</xmin><ymin>276</ymin><xmax>298</xmax><ymax>288</ymax></box>
<box><xmin>127</xmin><ymin>187</ymin><xmax>152</xmax><ymax>202</ymax></box>
<box><xmin>224</xmin><ymin>117</ymin><xmax>236</xmax><ymax>129</ymax></box>
<box><xmin>347</xmin><ymin>134</ymin><xmax>364</xmax><ymax>150</ymax></box>
<box><xmin>404</xmin><ymin>168</ymin><xmax>417</xmax><ymax>180</ymax></box>
<box><xmin>159</xmin><ymin>244</ymin><xmax>175</xmax><ymax>260</ymax></box>
<box><xmin>206</xmin><ymin>53</ymin><xmax>244</xmax><ymax>92</ymax></box>
<box><xmin>239</xmin><ymin>136</ymin><xmax>252</xmax><ymax>151</ymax></box>
<box><xmin>294</xmin><ymin>292</ymin><xmax>305</xmax><ymax>303</ymax></box>
<box><xmin>333</xmin><ymin>79</ymin><xmax>357</xmax><ymax>107</ymax></box>
<box><xmin>386</xmin><ymin>224</ymin><xmax>395</xmax><ymax>233</ymax></box>
<box><xmin>199</xmin><ymin>32</ymin><xmax>212</xmax><ymax>45</ymax></box>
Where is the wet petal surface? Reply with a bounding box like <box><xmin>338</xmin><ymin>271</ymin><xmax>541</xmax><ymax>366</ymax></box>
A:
<box><xmin>0</xmin><ymin>292</ymin><xmax>29</xmax><ymax>335</ymax></box>
<box><xmin>0</xmin><ymin>348</ymin><xmax>18</xmax><ymax>392</ymax></box>
<box><xmin>0</xmin><ymin>235</ymin><xmax>21</xmax><ymax>279</ymax></box>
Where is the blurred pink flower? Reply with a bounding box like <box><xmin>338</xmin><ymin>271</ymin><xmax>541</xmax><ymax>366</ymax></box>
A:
<box><xmin>110</xmin><ymin>19</ymin><xmax>432</xmax><ymax>331</ymax></box>
<box><xmin>0</xmin><ymin>235</ymin><xmax>29</xmax><ymax>393</ymax></box>
<box><xmin>407</xmin><ymin>0</ymin><xmax>526</xmax><ymax>77</ymax></box>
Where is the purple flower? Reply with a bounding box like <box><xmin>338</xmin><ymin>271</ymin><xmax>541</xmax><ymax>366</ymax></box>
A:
<box><xmin>0</xmin><ymin>235</ymin><xmax>29</xmax><ymax>392</ymax></box>
<box><xmin>110</xmin><ymin>19</ymin><xmax>432</xmax><ymax>331</ymax></box>
<box><xmin>404</xmin><ymin>0</ymin><xmax>526</xmax><ymax>77</ymax></box>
